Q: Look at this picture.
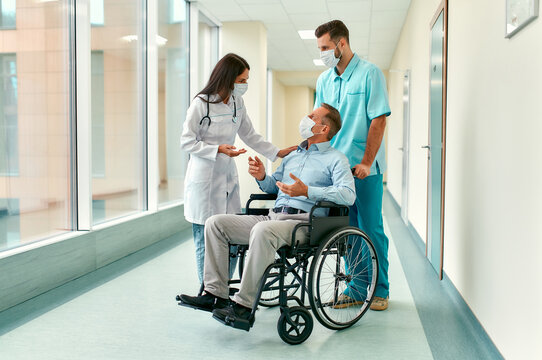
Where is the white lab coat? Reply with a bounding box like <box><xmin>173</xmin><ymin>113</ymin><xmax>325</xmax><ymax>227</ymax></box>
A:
<box><xmin>180</xmin><ymin>94</ymin><xmax>278</xmax><ymax>225</ymax></box>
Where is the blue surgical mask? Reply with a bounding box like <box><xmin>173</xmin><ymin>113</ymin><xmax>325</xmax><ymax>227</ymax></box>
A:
<box><xmin>233</xmin><ymin>83</ymin><xmax>248</xmax><ymax>97</ymax></box>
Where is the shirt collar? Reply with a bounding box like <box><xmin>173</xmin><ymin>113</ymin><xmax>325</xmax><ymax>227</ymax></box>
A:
<box><xmin>298</xmin><ymin>140</ymin><xmax>331</xmax><ymax>152</ymax></box>
<box><xmin>333</xmin><ymin>53</ymin><xmax>361</xmax><ymax>81</ymax></box>
<box><xmin>207</xmin><ymin>94</ymin><xmax>235</xmax><ymax>106</ymax></box>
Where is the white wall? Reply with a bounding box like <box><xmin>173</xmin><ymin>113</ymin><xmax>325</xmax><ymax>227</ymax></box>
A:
<box><xmin>283</xmin><ymin>86</ymin><xmax>313</xmax><ymax>147</ymax></box>
<box><xmin>221</xmin><ymin>22</ymin><xmax>268</xmax><ymax>206</ymax></box>
<box><xmin>387</xmin><ymin>0</ymin><xmax>542</xmax><ymax>358</ymax></box>
<box><xmin>387</xmin><ymin>0</ymin><xmax>440</xmax><ymax>240</ymax></box>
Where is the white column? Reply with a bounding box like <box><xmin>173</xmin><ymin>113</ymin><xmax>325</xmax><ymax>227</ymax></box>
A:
<box><xmin>220</xmin><ymin>22</ymin><xmax>268</xmax><ymax>206</ymax></box>
<box><xmin>146</xmin><ymin>0</ymin><xmax>159</xmax><ymax>212</ymax></box>
<box><xmin>76</xmin><ymin>0</ymin><xmax>92</xmax><ymax>230</ymax></box>
<box><xmin>188</xmin><ymin>3</ymin><xmax>199</xmax><ymax>99</ymax></box>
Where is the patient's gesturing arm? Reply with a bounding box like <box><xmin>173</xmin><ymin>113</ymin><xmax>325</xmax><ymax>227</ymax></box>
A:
<box><xmin>252</xmin><ymin>156</ymin><xmax>284</xmax><ymax>194</ymax></box>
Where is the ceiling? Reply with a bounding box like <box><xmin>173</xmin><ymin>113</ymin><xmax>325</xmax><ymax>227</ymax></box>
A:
<box><xmin>194</xmin><ymin>0</ymin><xmax>411</xmax><ymax>72</ymax></box>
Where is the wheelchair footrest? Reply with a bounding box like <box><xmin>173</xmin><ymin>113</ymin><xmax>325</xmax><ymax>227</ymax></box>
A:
<box><xmin>212</xmin><ymin>313</ymin><xmax>255</xmax><ymax>332</ymax></box>
<box><xmin>177</xmin><ymin>301</ymin><xmax>213</xmax><ymax>313</ymax></box>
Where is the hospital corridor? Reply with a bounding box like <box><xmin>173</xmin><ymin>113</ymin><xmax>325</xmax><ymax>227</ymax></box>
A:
<box><xmin>0</xmin><ymin>1</ymin><xmax>540</xmax><ymax>359</ymax></box>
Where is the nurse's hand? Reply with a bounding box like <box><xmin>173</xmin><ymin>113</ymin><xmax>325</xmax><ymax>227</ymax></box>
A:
<box><xmin>277</xmin><ymin>146</ymin><xmax>298</xmax><ymax>158</ymax></box>
<box><xmin>248</xmin><ymin>156</ymin><xmax>266</xmax><ymax>181</ymax></box>
<box><xmin>218</xmin><ymin>144</ymin><xmax>247</xmax><ymax>157</ymax></box>
<box><xmin>352</xmin><ymin>163</ymin><xmax>370</xmax><ymax>179</ymax></box>
<box><xmin>276</xmin><ymin>174</ymin><xmax>308</xmax><ymax>198</ymax></box>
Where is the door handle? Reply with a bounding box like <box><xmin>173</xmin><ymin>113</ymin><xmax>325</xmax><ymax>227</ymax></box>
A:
<box><xmin>398</xmin><ymin>147</ymin><xmax>404</xmax><ymax>151</ymax></box>
<box><xmin>421</xmin><ymin>145</ymin><xmax>431</xmax><ymax>149</ymax></box>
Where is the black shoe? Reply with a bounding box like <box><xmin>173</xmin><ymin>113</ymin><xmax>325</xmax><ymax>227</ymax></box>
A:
<box><xmin>178</xmin><ymin>292</ymin><xmax>229</xmax><ymax>312</ymax></box>
<box><xmin>212</xmin><ymin>302</ymin><xmax>254</xmax><ymax>331</ymax></box>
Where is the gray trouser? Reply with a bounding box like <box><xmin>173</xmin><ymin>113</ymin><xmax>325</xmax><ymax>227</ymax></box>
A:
<box><xmin>203</xmin><ymin>210</ymin><xmax>309</xmax><ymax>309</ymax></box>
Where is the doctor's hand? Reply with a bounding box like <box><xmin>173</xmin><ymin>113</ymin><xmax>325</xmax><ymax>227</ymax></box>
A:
<box><xmin>248</xmin><ymin>156</ymin><xmax>266</xmax><ymax>181</ymax></box>
<box><xmin>276</xmin><ymin>174</ymin><xmax>308</xmax><ymax>198</ymax></box>
<box><xmin>277</xmin><ymin>146</ymin><xmax>298</xmax><ymax>158</ymax></box>
<box><xmin>352</xmin><ymin>163</ymin><xmax>371</xmax><ymax>179</ymax></box>
<box><xmin>218</xmin><ymin>144</ymin><xmax>247</xmax><ymax>157</ymax></box>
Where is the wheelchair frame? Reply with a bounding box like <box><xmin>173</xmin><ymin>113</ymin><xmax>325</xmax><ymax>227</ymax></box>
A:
<box><xmin>219</xmin><ymin>193</ymin><xmax>379</xmax><ymax>345</ymax></box>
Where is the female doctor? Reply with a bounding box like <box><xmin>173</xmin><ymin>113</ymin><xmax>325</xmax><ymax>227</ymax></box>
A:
<box><xmin>181</xmin><ymin>53</ymin><xmax>295</xmax><ymax>284</ymax></box>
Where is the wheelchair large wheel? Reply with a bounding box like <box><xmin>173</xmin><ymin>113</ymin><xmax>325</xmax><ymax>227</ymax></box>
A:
<box><xmin>308</xmin><ymin>227</ymin><xmax>378</xmax><ymax>330</ymax></box>
<box><xmin>277</xmin><ymin>306</ymin><xmax>313</xmax><ymax>345</ymax></box>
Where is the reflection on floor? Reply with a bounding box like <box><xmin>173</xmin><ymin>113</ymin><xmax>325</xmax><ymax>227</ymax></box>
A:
<box><xmin>0</xmin><ymin>194</ymin><xmax>499</xmax><ymax>359</ymax></box>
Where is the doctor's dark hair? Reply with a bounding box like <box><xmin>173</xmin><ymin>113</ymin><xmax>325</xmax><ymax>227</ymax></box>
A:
<box><xmin>321</xmin><ymin>103</ymin><xmax>341</xmax><ymax>140</ymax></box>
<box><xmin>196</xmin><ymin>53</ymin><xmax>250</xmax><ymax>103</ymax></box>
<box><xmin>315</xmin><ymin>20</ymin><xmax>350</xmax><ymax>44</ymax></box>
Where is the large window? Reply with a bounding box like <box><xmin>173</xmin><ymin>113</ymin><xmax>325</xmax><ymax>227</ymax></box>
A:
<box><xmin>90</xmin><ymin>0</ymin><xmax>146</xmax><ymax>224</ymax></box>
<box><xmin>157</xmin><ymin>0</ymin><xmax>189</xmax><ymax>205</ymax></box>
<box><xmin>0</xmin><ymin>0</ymin><xmax>73</xmax><ymax>251</ymax></box>
<box><xmin>0</xmin><ymin>0</ymin><xmax>196</xmax><ymax>253</ymax></box>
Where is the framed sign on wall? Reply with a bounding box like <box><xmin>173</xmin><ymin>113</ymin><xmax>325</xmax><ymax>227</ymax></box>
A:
<box><xmin>506</xmin><ymin>0</ymin><xmax>540</xmax><ymax>38</ymax></box>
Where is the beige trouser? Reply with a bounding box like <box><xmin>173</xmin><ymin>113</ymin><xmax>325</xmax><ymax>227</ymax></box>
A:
<box><xmin>203</xmin><ymin>210</ymin><xmax>309</xmax><ymax>309</ymax></box>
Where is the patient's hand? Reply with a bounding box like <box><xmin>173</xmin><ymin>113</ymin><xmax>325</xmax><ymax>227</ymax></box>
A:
<box><xmin>276</xmin><ymin>173</ymin><xmax>308</xmax><ymax>198</ymax></box>
<box><xmin>248</xmin><ymin>156</ymin><xmax>266</xmax><ymax>181</ymax></box>
<box><xmin>277</xmin><ymin>145</ymin><xmax>297</xmax><ymax>158</ymax></box>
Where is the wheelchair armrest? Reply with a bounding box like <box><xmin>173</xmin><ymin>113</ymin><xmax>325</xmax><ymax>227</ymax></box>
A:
<box><xmin>249</xmin><ymin>193</ymin><xmax>278</xmax><ymax>201</ymax></box>
<box><xmin>245</xmin><ymin>193</ymin><xmax>278</xmax><ymax>216</ymax></box>
<box><xmin>315</xmin><ymin>200</ymin><xmax>342</xmax><ymax>208</ymax></box>
<box><xmin>309</xmin><ymin>201</ymin><xmax>350</xmax><ymax>219</ymax></box>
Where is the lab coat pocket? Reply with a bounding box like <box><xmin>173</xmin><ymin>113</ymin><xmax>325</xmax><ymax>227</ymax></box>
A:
<box><xmin>187</xmin><ymin>155</ymin><xmax>214</xmax><ymax>183</ymax></box>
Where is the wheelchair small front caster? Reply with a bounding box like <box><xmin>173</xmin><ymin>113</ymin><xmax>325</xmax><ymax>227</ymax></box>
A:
<box><xmin>277</xmin><ymin>306</ymin><xmax>313</xmax><ymax>345</ymax></box>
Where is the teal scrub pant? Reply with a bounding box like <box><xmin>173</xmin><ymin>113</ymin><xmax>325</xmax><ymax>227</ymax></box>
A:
<box><xmin>344</xmin><ymin>174</ymin><xmax>389</xmax><ymax>299</ymax></box>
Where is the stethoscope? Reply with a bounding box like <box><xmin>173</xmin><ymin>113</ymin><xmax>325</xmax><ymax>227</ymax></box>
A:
<box><xmin>196</xmin><ymin>95</ymin><xmax>237</xmax><ymax>142</ymax></box>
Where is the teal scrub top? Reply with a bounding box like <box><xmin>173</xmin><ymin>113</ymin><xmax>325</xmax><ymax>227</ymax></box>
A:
<box><xmin>315</xmin><ymin>53</ymin><xmax>391</xmax><ymax>175</ymax></box>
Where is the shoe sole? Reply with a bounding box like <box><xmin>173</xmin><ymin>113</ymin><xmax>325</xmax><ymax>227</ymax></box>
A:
<box><xmin>212</xmin><ymin>311</ymin><xmax>255</xmax><ymax>331</ymax></box>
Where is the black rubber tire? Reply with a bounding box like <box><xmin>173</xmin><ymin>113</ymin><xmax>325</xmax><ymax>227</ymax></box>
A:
<box><xmin>308</xmin><ymin>227</ymin><xmax>379</xmax><ymax>330</ymax></box>
<box><xmin>277</xmin><ymin>306</ymin><xmax>313</xmax><ymax>345</ymax></box>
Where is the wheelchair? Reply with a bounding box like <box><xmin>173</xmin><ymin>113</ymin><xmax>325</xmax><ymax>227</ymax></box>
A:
<box><xmin>217</xmin><ymin>193</ymin><xmax>380</xmax><ymax>345</ymax></box>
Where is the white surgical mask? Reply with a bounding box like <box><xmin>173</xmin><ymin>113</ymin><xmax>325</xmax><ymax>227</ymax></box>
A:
<box><xmin>299</xmin><ymin>116</ymin><xmax>316</xmax><ymax>139</ymax></box>
<box><xmin>320</xmin><ymin>44</ymin><xmax>342</xmax><ymax>68</ymax></box>
<box><xmin>233</xmin><ymin>83</ymin><xmax>248</xmax><ymax>97</ymax></box>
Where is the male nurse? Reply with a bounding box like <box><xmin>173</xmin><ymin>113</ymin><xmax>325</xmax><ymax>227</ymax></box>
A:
<box><xmin>314</xmin><ymin>20</ymin><xmax>391</xmax><ymax>311</ymax></box>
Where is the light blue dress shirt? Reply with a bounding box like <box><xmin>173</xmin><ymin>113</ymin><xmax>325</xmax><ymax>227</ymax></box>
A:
<box><xmin>256</xmin><ymin>140</ymin><xmax>356</xmax><ymax>216</ymax></box>
<box><xmin>315</xmin><ymin>53</ymin><xmax>391</xmax><ymax>175</ymax></box>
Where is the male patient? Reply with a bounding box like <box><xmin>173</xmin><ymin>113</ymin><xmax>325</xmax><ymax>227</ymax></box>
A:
<box><xmin>178</xmin><ymin>103</ymin><xmax>355</xmax><ymax>329</ymax></box>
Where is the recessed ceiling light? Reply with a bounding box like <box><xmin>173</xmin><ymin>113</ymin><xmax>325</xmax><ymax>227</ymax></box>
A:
<box><xmin>298</xmin><ymin>30</ymin><xmax>316</xmax><ymax>40</ymax></box>
<box><xmin>313</xmin><ymin>59</ymin><xmax>325</xmax><ymax>66</ymax></box>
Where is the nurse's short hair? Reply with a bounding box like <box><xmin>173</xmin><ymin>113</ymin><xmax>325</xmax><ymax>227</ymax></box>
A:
<box><xmin>321</xmin><ymin>103</ymin><xmax>341</xmax><ymax>140</ymax></box>
<box><xmin>315</xmin><ymin>20</ymin><xmax>350</xmax><ymax>44</ymax></box>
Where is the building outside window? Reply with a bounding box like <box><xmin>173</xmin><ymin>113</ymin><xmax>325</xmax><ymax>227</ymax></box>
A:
<box><xmin>0</xmin><ymin>0</ymin><xmax>73</xmax><ymax>252</ymax></box>
<box><xmin>0</xmin><ymin>0</ymin><xmax>16</xmax><ymax>30</ymax></box>
<box><xmin>90</xmin><ymin>0</ymin><xmax>146</xmax><ymax>224</ymax></box>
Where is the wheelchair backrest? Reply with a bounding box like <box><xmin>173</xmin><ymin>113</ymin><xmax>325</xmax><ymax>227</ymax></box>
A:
<box><xmin>309</xmin><ymin>208</ymin><xmax>349</xmax><ymax>246</ymax></box>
